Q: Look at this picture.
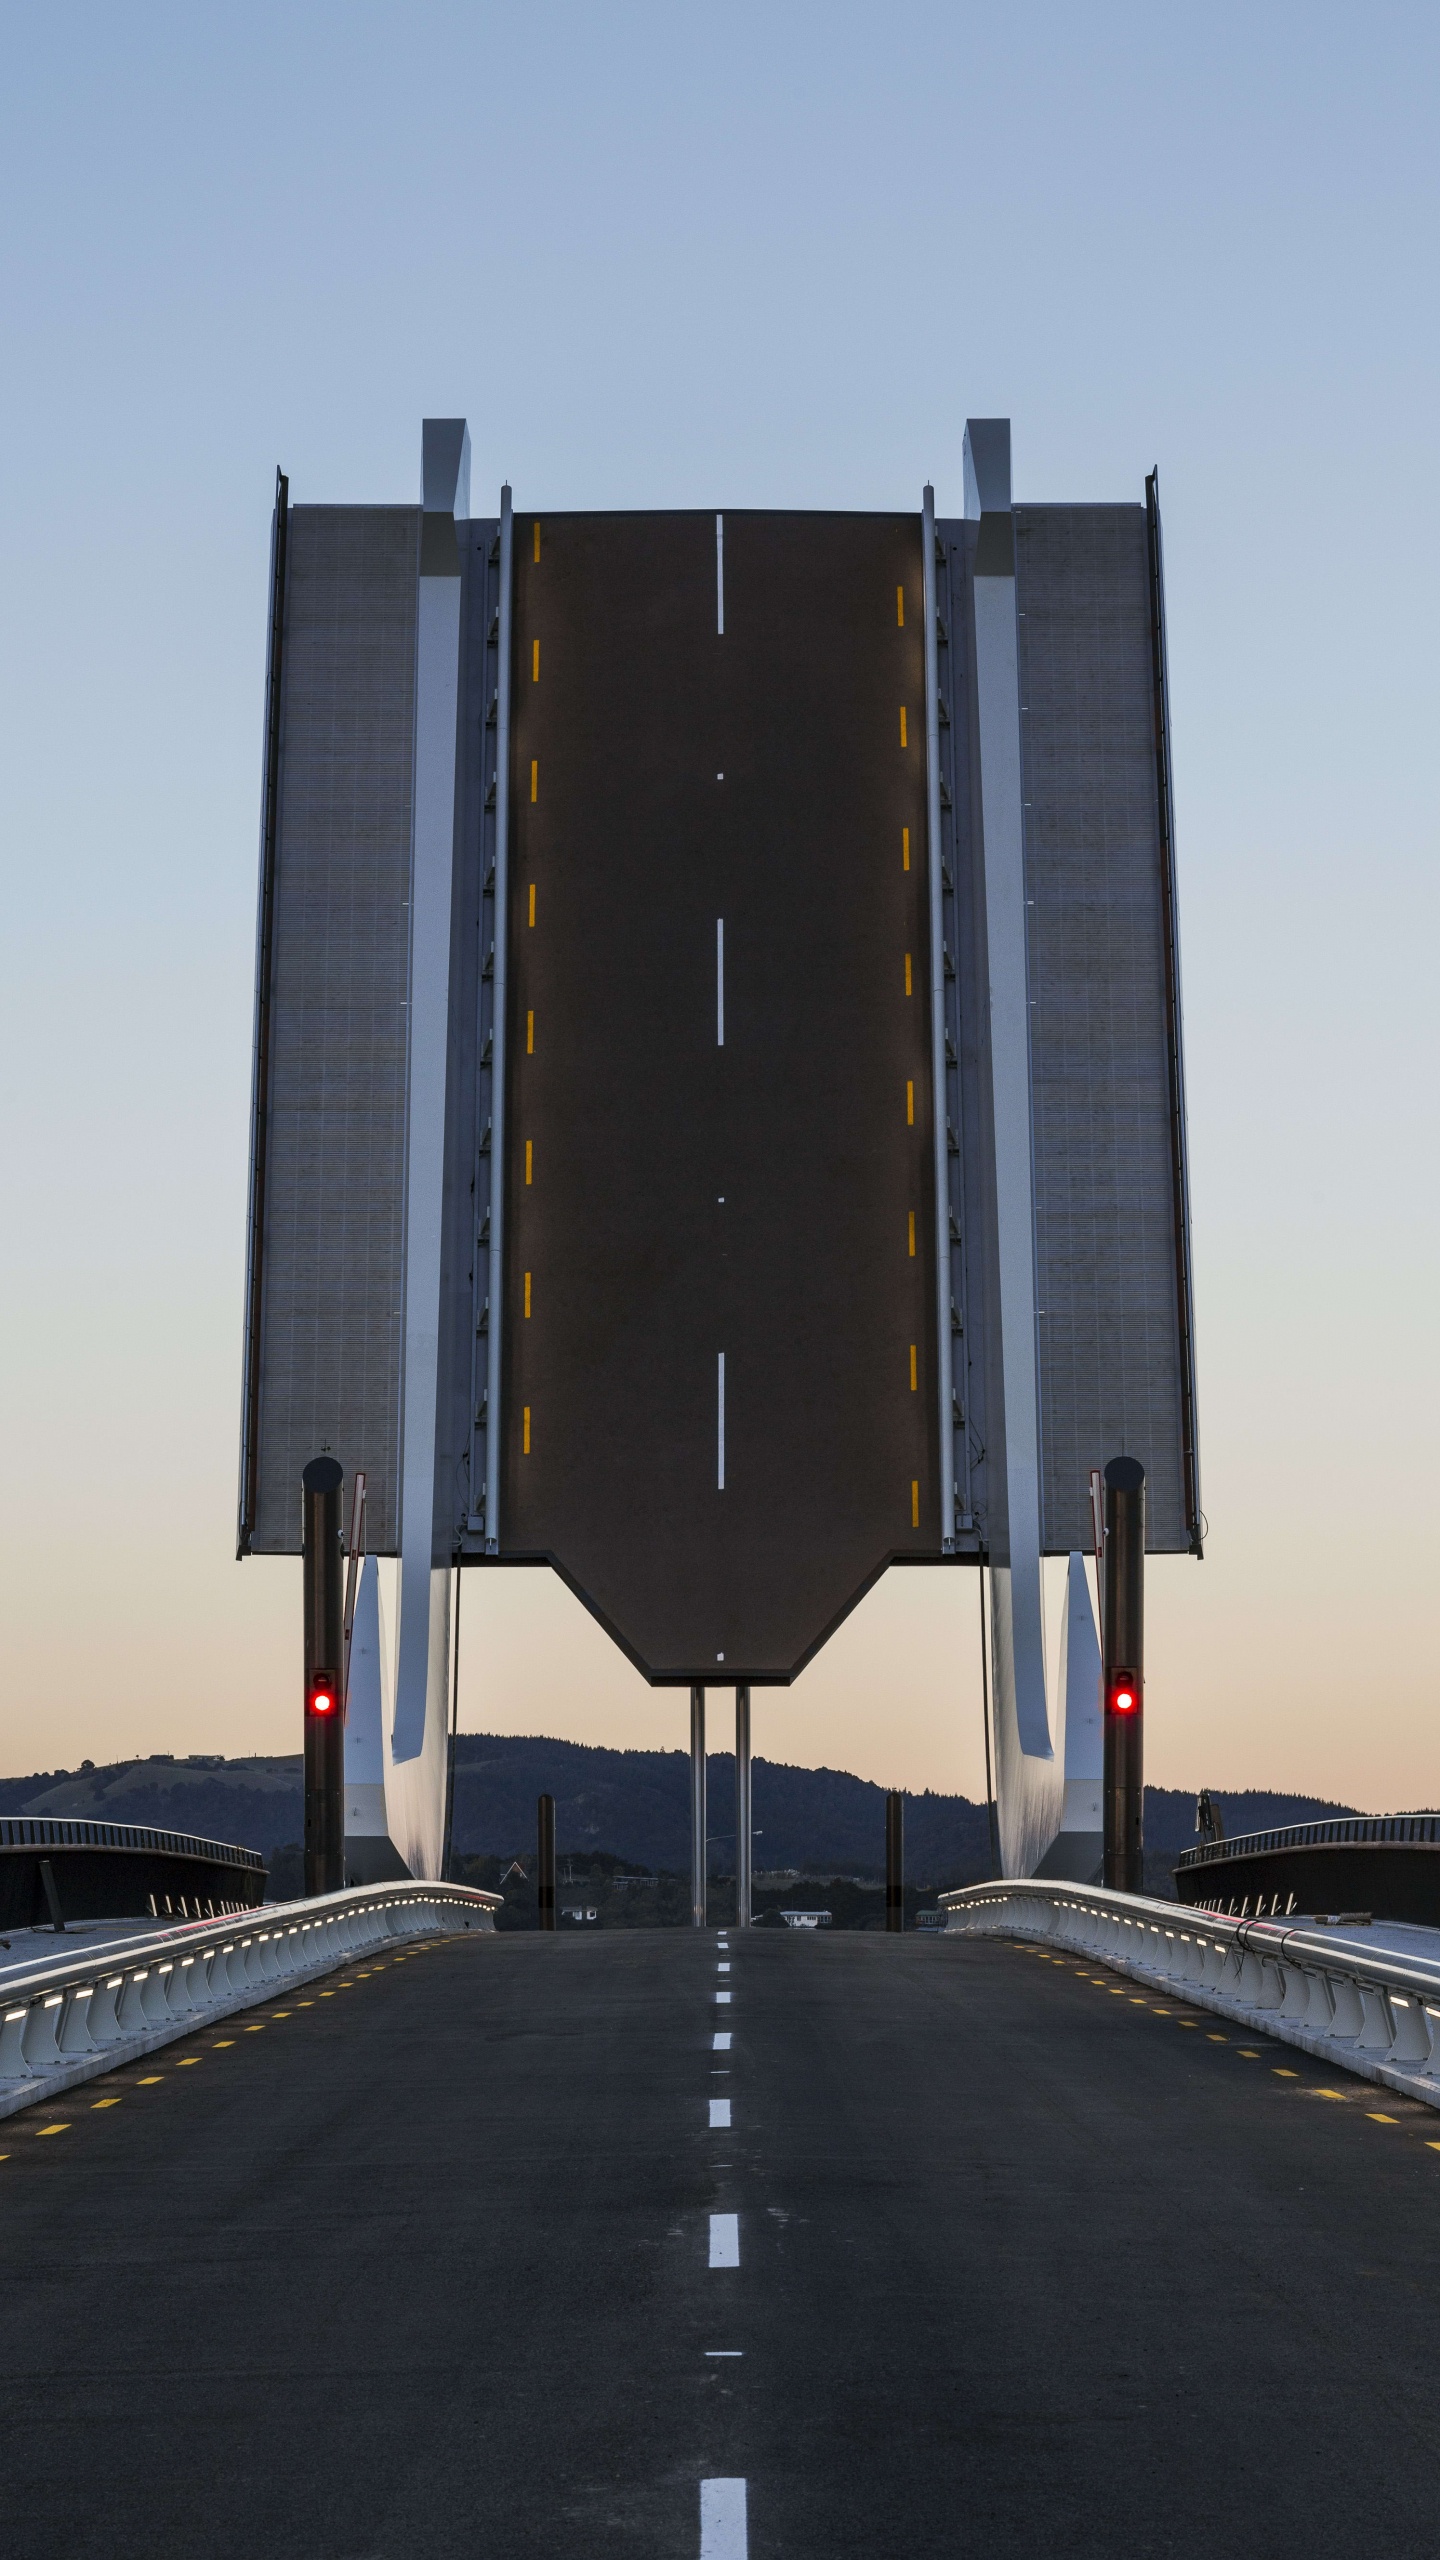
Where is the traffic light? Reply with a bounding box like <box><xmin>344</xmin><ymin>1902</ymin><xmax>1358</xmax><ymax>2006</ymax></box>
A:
<box><xmin>308</xmin><ymin>1672</ymin><xmax>339</xmax><ymax>1717</ymax></box>
<box><xmin>1106</xmin><ymin>1675</ymin><xmax>1141</xmax><ymax>1717</ymax></box>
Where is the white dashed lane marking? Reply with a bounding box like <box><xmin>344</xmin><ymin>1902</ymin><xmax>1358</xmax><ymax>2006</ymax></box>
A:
<box><xmin>713</xmin><ymin>2031</ymin><xmax>732</xmax><ymax>2050</ymax></box>
<box><xmin>709</xmin><ymin>2213</ymin><xmax>740</xmax><ymax>2268</ymax></box>
<box><xmin>715</xmin><ymin>1991</ymin><xmax>732</xmax><ymax>2005</ymax></box>
<box><xmin>701</xmin><ymin>2477</ymin><xmax>748</xmax><ymax>2557</ymax></box>
<box><xmin>710</xmin><ymin>2099</ymin><xmax>732</xmax><ymax>2128</ymax></box>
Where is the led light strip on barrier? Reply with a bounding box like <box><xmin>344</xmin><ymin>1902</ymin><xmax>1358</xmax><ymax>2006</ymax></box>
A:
<box><xmin>940</xmin><ymin>1879</ymin><xmax>1440</xmax><ymax>2114</ymax></box>
<box><xmin>0</xmin><ymin>1881</ymin><xmax>500</xmax><ymax>2122</ymax></box>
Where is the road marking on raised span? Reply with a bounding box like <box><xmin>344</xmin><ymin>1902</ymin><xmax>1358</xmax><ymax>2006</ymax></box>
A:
<box><xmin>717</xmin><ymin>1962</ymin><xmax>731</xmax><ymax>1973</ymax></box>
<box><xmin>716</xmin><ymin>1990</ymin><xmax>731</xmax><ymax>2005</ymax></box>
<box><xmin>709</xmin><ymin>2214</ymin><xmax>740</xmax><ymax>2268</ymax></box>
<box><xmin>710</xmin><ymin>2099</ymin><xmax>732</xmax><ymax>2128</ymax></box>
<box><xmin>713</xmin><ymin>2032</ymin><xmax>732</xmax><ymax>2050</ymax></box>
<box><xmin>706</xmin><ymin>2350</ymin><xmax>743</xmax><ymax>2358</ymax></box>
<box><xmin>700</xmin><ymin>2477</ymin><xmax>748</xmax><ymax>2558</ymax></box>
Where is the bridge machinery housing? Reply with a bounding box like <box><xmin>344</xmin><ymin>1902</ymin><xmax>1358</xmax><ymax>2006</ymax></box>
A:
<box><xmin>238</xmin><ymin>418</ymin><xmax>1199</xmax><ymax>1884</ymax></box>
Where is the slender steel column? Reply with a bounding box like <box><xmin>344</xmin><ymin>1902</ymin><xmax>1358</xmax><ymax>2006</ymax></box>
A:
<box><xmin>690</xmin><ymin>1684</ymin><xmax>707</xmax><ymax>1929</ymax></box>
<box><xmin>537</xmin><ymin>1792</ymin><xmax>556</xmax><ymax>1930</ymax></box>
<box><xmin>1102</xmin><ymin>1456</ymin><xmax>1147</xmax><ymax>1893</ymax></box>
<box><xmin>301</xmin><ymin>1456</ymin><xmax>345</xmax><ymax>1897</ymax></box>
<box><xmin>885</xmin><ymin>1791</ymin><xmax>904</xmax><ymax>1933</ymax></box>
<box><xmin>734</xmin><ymin>1686</ymin><xmax>752</xmax><ymax>1929</ymax></box>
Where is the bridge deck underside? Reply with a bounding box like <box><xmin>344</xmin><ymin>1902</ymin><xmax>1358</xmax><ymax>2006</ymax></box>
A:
<box><xmin>1</xmin><ymin>1932</ymin><xmax>1436</xmax><ymax>2556</ymax></box>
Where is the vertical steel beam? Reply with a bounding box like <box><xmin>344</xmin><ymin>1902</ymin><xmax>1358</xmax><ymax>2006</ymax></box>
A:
<box><xmin>885</xmin><ymin>1792</ymin><xmax>905</xmax><ymax>1933</ymax></box>
<box><xmin>922</xmin><ymin>485</ymin><xmax>956</xmax><ymax>1550</ymax></box>
<box><xmin>734</xmin><ymin>1686</ymin><xmax>752</xmax><ymax>1929</ymax></box>
<box><xmin>238</xmin><ymin>466</ymin><xmax>288</xmax><ymax>1559</ymax></box>
<box><xmin>1145</xmin><ymin>472</ymin><xmax>1203</xmax><ymax>1558</ymax></box>
<box><xmin>537</xmin><ymin>1792</ymin><xmax>556</xmax><ymax>1929</ymax></box>
<box><xmin>484</xmin><ymin>486</ymin><xmax>515</xmax><ymax>1550</ymax></box>
<box><xmin>1102</xmin><ymin>1456</ymin><xmax>1146</xmax><ymax>1894</ymax></box>
<box><xmin>302</xmin><ymin>1456</ymin><xmax>346</xmax><ymax>1897</ymax></box>
<box><xmin>690</xmin><ymin>1685</ymin><xmax>707</xmax><ymax>1929</ymax></box>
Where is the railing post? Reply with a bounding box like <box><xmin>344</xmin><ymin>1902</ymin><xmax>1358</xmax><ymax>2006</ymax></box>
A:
<box><xmin>537</xmin><ymin>1794</ymin><xmax>556</xmax><ymax>1931</ymax></box>
<box><xmin>302</xmin><ymin>1456</ymin><xmax>346</xmax><ymax>1897</ymax></box>
<box><xmin>886</xmin><ymin>1791</ymin><xmax>904</xmax><ymax>1933</ymax></box>
<box><xmin>1102</xmin><ymin>1456</ymin><xmax>1146</xmax><ymax>1894</ymax></box>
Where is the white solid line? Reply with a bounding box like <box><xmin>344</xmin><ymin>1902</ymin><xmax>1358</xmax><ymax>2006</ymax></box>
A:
<box><xmin>710</xmin><ymin>2098</ymin><xmax>732</xmax><ymax>2128</ymax></box>
<box><xmin>717</xmin><ymin>1350</ymin><xmax>725</xmax><ymax>1490</ymax></box>
<box><xmin>716</xmin><ymin>917</ymin><xmax>724</xmax><ymax>1046</ymax></box>
<box><xmin>709</xmin><ymin>2213</ymin><xmax>740</xmax><ymax>2269</ymax></box>
<box><xmin>716</xmin><ymin>514</ymin><xmax>724</xmax><ymax>636</ymax></box>
<box><xmin>713</xmin><ymin>2031</ymin><xmax>732</xmax><ymax>2050</ymax></box>
<box><xmin>715</xmin><ymin>1990</ymin><xmax>731</xmax><ymax>2004</ymax></box>
<box><xmin>701</xmin><ymin>2477</ymin><xmax>747</xmax><ymax>2558</ymax></box>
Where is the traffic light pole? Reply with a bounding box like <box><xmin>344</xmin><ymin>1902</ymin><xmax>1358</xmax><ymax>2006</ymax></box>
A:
<box><xmin>301</xmin><ymin>1456</ymin><xmax>345</xmax><ymax>1897</ymax></box>
<box><xmin>1102</xmin><ymin>1455</ymin><xmax>1146</xmax><ymax>1894</ymax></box>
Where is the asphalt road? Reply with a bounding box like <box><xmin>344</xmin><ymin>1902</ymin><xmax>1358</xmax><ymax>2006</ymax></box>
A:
<box><xmin>3</xmin><ymin>1926</ymin><xmax>1439</xmax><ymax>2557</ymax></box>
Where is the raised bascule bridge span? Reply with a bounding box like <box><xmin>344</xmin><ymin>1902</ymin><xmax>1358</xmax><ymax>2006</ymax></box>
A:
<box><xmin>11</xmin><ymin>422</ymin><xmax>1434</xmax><ymax>2557</ymax></box>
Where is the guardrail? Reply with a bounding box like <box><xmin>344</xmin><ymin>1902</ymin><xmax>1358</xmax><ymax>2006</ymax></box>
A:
<box><xmin>1176</xmin><ymin>1810</ymin><xmax>1440</xmax><ymax>1875</ymax></box>
<box><xmin>938</xmin><ymin>1879</ymin><xmax>1440</xmax><ymax>2113</ymax></box>
<box><xmin>0</xmin><ymin>1812</ymin><xmax>267</xmax><ymax>1871</ymax></box>
<box><xmin>0</xmin><ymin>1879</ymin><xmax>500</xmax><ymax>2121</ymax></box>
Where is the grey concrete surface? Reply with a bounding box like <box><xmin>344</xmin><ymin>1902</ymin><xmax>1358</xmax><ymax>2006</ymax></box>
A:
<box><xmin>1</xmin><ymin>1930</ymin><xmax>1438</xmax><ymax>2557</ymax></box>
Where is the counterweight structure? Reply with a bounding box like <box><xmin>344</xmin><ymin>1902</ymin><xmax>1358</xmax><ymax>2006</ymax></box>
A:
<box><xmin>238</xmin><ymin>417</ymin><xmax>1199</xmax><ymax>1881</ymax></box>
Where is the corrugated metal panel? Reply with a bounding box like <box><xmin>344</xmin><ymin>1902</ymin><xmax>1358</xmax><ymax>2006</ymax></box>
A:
<box><xmin>1015</xmin><ymin>504</ymin><xmax>1188</xmax><ymax>1552</ymax></box>
<box><xmin>248</xmin><ymin>504</ymin><xmax>419</xmax><ymax>1553</ymax></box>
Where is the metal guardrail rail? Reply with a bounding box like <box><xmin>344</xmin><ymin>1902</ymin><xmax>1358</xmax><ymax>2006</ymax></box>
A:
<box><xmin>1176</xmin><ymin>1811</ymin><xmax>1440</xmax><ymax>1870</ymax></box>
<box><xmin>0</xmin><ymin>1812</ymin><xmax>266</xmax><ymax>1869</ymax></box>
<box><xmin>0</xmin><ymin>1879</ymin><xmax>500</xmax><ymax>2121</ymax></box>
<box><xmin>938</xmin><ymin>1878</ymin><xmax>1440</xmax><ymax>2113</ymax></box>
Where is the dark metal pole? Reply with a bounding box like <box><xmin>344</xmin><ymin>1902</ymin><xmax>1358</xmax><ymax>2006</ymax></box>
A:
<box><xmin>537</xmin><ymin>1793</ymin><xmax>556</xmax><ymax>1930</ymax></box>
<box><xmin>979</xmin><ymin>1563</ymin><xmax>999</xmax><ymax>1876</ymax></box>
<box><xmin>301</xmin><ymin>1456</ymin><xmax>345</xmax><ymax>1897</ymax></box>
<box><xmin>1102</xmin><ymin>1455</ymin><xmax>1146</xmax><ymax>1894</ymax></box>
<box><xmin>734</xmin><ymin>1686</ymin><xmax>752</xmax><ymax>1928</ymax></box>
<box><xmin>885</xmin><ymin>1791</ymin><xmax>904</xmax><ymax>1933</ymax></box>
<box><xmin>443</xmin><ymin>1563</ymin><xmax>462</xmax><ymax>1880</ymax></box>
<box><xmin>690</xmin><ymin>1684</ymin><xmax>707</xmax><ymax>1929</ymax></box>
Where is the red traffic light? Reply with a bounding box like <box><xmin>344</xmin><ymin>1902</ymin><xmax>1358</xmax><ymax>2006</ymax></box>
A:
<box><xmin>1107</xmin><ymin>1675</ymin><xmax>1141</xmax><ymax>1716</ymax></box>
<box><xmin>308</xmin><ymin>1672</ymin><xmax>339</xmax><ymax>1717</ymax></box>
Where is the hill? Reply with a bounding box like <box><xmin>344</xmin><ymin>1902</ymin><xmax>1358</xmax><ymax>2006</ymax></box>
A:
<box><xmin>0</xmin><ymin>1740</ymin><xmax>1360</xmax><ymax>1898</ymax></box>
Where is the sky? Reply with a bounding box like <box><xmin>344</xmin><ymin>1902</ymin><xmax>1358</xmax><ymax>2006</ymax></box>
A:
<box><xmin>1</xmin><ymin>2</ymin><xmax>1436</xmax><ymax>1809</ymax></box>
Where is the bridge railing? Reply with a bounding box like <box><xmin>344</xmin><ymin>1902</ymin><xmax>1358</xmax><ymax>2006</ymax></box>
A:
<box><xmin>0</xmin><ymin>1879</ymin><xmax>500</xmax><ymax>2121</ymax></box>
<box><xmin>938</xmin><ymin>1878</ymin><xmax>1440</xmax><ymax>2113</ymax></box>
<box><xmin>1175</xmin><ymin>1810</ymin><xmax>1440</xmax><ymax>1873</ymax></box>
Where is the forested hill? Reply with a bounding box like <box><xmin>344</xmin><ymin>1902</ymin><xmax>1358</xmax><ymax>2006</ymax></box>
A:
<box><xmin>0</xmin><ymin>1736</ymin><xmax>1359</xmax><ymax>1891</ymax></box>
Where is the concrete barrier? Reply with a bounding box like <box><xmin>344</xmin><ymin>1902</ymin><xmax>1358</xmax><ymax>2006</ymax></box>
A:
<box><xmin>939</xmin><ymin>1879</ymin><xmax>1440</xmax><ymax>2112</ymax></box>
<box><xmin>0</xmin><ymin>1881</ymin><xmax>500</xmax><ymax>2121</ymax></box>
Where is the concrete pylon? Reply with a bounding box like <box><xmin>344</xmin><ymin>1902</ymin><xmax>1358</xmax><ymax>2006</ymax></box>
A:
<box><xmin>344</xmin><ymin>1558</ymin><xmax>410</xmax><ymax>1884</ymax></box>
<box><xmin>1032</xmin><ymin>1554</ymin><xmax>1104</xmax><ymax>1884</ymax></box>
